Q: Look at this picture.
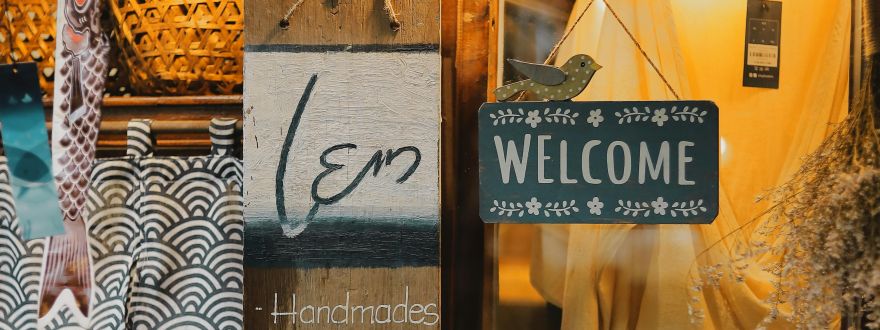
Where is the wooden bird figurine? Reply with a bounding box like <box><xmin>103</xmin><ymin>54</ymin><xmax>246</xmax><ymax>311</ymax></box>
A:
<box><xmin>494</xmin><ymin>54</ymin><xmax>602</xmax><ymax>101</ymax></box>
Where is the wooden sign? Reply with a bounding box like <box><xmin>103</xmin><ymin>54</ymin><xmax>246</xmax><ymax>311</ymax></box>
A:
<box><xmin>242</xmin><ymin>0</ymin><xmax>440</xmax><ymax>328</ymax></box>
<box><xmin>479</xmin><ymin>101</ymin><xmax>719</xmax><ymax>224</ymax></box>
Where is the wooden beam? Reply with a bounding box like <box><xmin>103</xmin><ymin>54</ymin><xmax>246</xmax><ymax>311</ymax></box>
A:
<box><xmin>34</xmin><ymin>96</ymin><xmax>243</xmax><ymax>157</ymax></box>
<box><xmin>245</xmin><ymin>0</ymin><xmax>440</xmax><ymax>46</ymax></box>
<box><xmin>441</xmin><ymin>0</ymin><xmax>495</xmax><ymax>328</ymax></box>
<box><xmin>42</xmin><ymin>95</ymin><xmax>243</xmax><ymax>108</ymax></box>
<box><xmin>46</xmin><ymin>120</ymin><xmax>243</xmax><ymax>134</ymax></box>
<box><xmin>486</xmin><ymin>2</ymin><xmax>501</xmax><ymax>329</ymax></box>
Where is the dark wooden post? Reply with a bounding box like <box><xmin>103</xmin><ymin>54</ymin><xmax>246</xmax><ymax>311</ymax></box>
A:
<box><xmin>441</xmin><ymin>0</ymin><xmax>497</xmax><ymax>328</ymax></box>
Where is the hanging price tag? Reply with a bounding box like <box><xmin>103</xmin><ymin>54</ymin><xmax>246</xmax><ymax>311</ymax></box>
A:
<box><xmin>0</xmin><ymin>62</ymin><xmax>66</xmax><ymax>239</ymax></box>
<box><xmin>743</xmin><ymin>0</ymin><xmax>782</xmax><ymax>88</ymax></box>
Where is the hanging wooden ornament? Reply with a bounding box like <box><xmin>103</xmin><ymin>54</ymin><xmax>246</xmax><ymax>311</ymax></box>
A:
<box><xmin>39</xmin><ymin>0</ymin><xmax>109</xmax><ymax>324</ymax></box>
<box><xmin>479</xmin><ymin>0</ymin><xmax>718</xmax><ymax>225</ymax></box>
<box><xmin>494</xmin><ymin>54</ymin><xmax>602</xmax><ymax>101</ymax></box>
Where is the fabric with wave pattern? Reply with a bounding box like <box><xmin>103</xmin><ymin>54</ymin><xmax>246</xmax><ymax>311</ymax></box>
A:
<box><xmin>0</xmin><ymin>118</ymin><xmax>243</xmax><ymax>329</ymax></box>
<box><xmin>0</xmin><ymin>157</ymin><xmax>44</xmax><ymax>330</ymax></box>
<box><xmin>128</xmin><ymin>118</ymin><xmax>243</xmax><ymax>330</ymax></box>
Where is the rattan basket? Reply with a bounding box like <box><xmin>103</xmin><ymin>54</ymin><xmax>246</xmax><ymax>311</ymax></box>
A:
<box><xmin>0</xmin><ymin>0</ymin><xmax>57</xmax><ymax>95</ymax></box>
<box><xmin>110</xmin><ymin>0</ymin><xmax>244</xmax><ymax>95</ymax></box>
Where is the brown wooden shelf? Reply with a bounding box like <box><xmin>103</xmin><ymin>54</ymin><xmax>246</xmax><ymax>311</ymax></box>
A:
<box><xmin>36</xmin><ymin>95</ymin><xmax>243</xmax><ymax>157</ymax></box>
<box><xmin>42</xmin><ymin>95</ymin><xmax>243</xmax><ymax>108</ymax></box>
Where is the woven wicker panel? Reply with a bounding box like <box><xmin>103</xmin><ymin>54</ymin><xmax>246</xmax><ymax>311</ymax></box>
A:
<box><xmin>0</xmin><ymin>1</ymin><xmax>130</xmax><ymax>97</ymax></box>
<box><xmin>110</xmin><ymin>0</ymin><xmax>244</xmax><ymax>95</ymax></box>
<box><xmin>0</xmin><ymin>0</ymin><xmax>57</xmax><ymax>96</ymax></box>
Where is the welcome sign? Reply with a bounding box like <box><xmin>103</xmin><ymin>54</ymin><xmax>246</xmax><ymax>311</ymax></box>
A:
<box><xmin>479</xmin><ymin>101</ymin><xmax>719</xmax><ymax>224</ymax></box>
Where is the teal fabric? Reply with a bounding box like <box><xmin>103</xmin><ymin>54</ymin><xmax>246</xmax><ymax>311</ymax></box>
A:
<box><xmin>0</xmin><ymin>63</ymin><xmax>65</xmax><ymax>239</ymax></box>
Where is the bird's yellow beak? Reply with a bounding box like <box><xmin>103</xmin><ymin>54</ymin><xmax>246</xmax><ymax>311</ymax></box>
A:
<box><xmin>591</xmin><ymin>62</ymin><xmax>603</xmax><ymax>70</ymax></box>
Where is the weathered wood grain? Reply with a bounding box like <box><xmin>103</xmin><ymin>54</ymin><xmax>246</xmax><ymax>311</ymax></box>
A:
<box><xmin>440</xmin><ymin>0</ymin><xmax>496</xmax><ymax>328</ymax></box>
<box><xmin>243</xmin><ymin>0</ymin><xmax>441</xmax><ymax>326</ymax></box>
<box><xmin>245</xmin><ymin>0</ymin><xmax>440</xmax><ymax>46</ymax></box>
<box><xmin>242</xmin><ymin>51</ymin><xmax>439</xmax><ymax>240</ymax></box>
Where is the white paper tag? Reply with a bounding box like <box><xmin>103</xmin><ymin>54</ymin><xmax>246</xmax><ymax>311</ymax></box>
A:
<box><xmin>747</xmin><ymin>43</ymin><xmax>779</xmax><ymax>67</ymax></box>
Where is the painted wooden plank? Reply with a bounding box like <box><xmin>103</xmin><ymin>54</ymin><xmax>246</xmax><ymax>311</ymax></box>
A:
<box><xmin>440</xmin><ymin>0</ymin><xmax>497</xmax><ymax>327</ymax></box>
<box><xmin>244</xmin><ymin>51</ymin><xmax>439</xmax><ymax>263</ymax></box>
<box><xmin>243</xmin><ymin>0</ymin><xmax>441</xmax><ymax>326</ymax></box>
<box><xmin>243</xmin><ymin>51</ymin><xmax>440</xmax><ymax>327</ymax></box>
<box><xmin>478</xmin><ymin>101</ymin><xmax>719</xmax><ymax>224</ymax></box>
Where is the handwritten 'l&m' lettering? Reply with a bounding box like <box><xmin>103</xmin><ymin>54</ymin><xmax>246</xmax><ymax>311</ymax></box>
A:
<box><xmin>274</xmin><ymin>74</ymin><xmax>422</xmax><ymax>237</ymax></box>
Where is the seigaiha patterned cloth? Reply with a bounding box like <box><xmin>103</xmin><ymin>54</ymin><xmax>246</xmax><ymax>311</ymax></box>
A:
<box><xmin>129</xmin><ymin>118</ymin><xmax>243</xmax><ymax>330</ymax></box>
<box><xmin>0</xmin><ymin>118</ymin><xmax>243</xmax><ymax>330</ymax></box>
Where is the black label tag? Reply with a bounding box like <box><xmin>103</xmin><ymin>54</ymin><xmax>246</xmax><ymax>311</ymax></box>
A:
<box><xmin>743</xmin><ymin>0</ymin><xmax>781</xmax><ymax>88</ymax></box>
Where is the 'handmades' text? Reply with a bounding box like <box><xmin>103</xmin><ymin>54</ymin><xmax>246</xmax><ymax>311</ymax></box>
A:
<box><xmin>271</xmin><ymin>287</ymin><xmax>438</xmax><ymax>326</ymax></box>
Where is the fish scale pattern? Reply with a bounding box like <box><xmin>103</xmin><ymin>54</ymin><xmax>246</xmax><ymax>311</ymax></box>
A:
<box><xmin>42</xmin><ymin>0</ymin><xmax>112</xmax><ymax>315</ymax></box>
<box><xmin>0</xmin><ymin>118</ymin><xmax>243</xmax><ymax>329</ymax></box>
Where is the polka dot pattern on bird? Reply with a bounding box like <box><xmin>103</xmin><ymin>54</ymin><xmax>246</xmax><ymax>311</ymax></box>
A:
<box><xmin>494</xmin><ymin>54</ymin><xmax>602</xmax><ymax>101</ymax></box>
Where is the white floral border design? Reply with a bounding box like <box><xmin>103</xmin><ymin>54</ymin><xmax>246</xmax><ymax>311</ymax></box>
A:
<box><xmin>489</xmin><ymin>196</ymin><xmax>707</xmax><ymax>219</ymax></box>
<box><xmin>615</xmin><ymin>199</ymin><xmax>653</xmax><ymax>217</ymax></box>
<box><xmin>490</xmin><ymin>199</ymin><xmax>527</xmax><ymax>217</ymax></box>
<box><xmin>541</xmin><ymin>108</ymin><xmax>579</xmax><ymax>125</ymax></box>
<box><xmin>668</xmin><ymin>199</ymin><xmax>708</xmax><ymax>217</ymax></box>
<box><xmin>542</xmin><ymin>200</ymin><xmax>579</xmax><ymax>217</ymax></box>
<box><xmin>489</xmin><ymin>108</ymin><xmax>579</xmax><ymax>127</ymax></box>
<box><xmin>489</xmin><ymin>105</ymin><xmax>707</xmax><ymax>128</ymax></box>
<box><xmin>489</xmin><ymin>197</ymin><xmax>581</xmax><ymax>218</ymax></box>
<box><xmin>614</xmin><ymin>197</ymin><xmax>708</xmax><ymax>218</ymax></box>
<box><xmin>669</xmin><ymin>105</ymin><xmax>707</xmax><ymax>123</ymax></box>
<box><xmin>614</xmin><ymin>107</ymin><xmax>653</xmax><ymax>124</ymax></box>
<box><xmin>614</xmin><ymin>106</ymin><xmax>706</xmax><ymax>126</ymax></box>
<box><xmin>489</xmin><ymin>108</ymin><xmax>527</xmax><ymax>126</ymax></box>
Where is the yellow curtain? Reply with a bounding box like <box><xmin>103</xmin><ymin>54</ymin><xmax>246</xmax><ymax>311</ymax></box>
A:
<box><xmin>529</xmin><ymin>0</ymin><xmax>850</xmax><ymax>328</ymax></box>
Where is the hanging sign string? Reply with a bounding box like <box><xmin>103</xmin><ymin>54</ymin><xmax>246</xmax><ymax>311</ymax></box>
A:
<box><xmin>602</xmin><ymin>0</ymin><xmax>680</xmax><ymax>100</ymax></box>
<box><xmin>543</xmin><ymin>0</ymin><xmax>596</xmax><ymax>66</ymax></box>
<box><xmin>383</xmin><ymin>0</ymin><xmax>401</xmax><ymax>31</ymax></box>
<box><xmin>279</xmin><ymin>0</ymin><xmax>401</xmax><ymax>31</ymax></box>
<box><xmin>279</xmin><ymin>0</ymin><xmax>304</xmax><ymax>29</ymax></box>
<box><xmin>535</xmin><ymin>0</ymin><xmax>681</xmax><ymax>100</ymax></box>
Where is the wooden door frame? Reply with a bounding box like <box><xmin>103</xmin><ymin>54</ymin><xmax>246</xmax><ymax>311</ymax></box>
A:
<box><xmin>441</xmin><ymin>0</ymin><xmax>500</xmax><ymax>328</ymax></box>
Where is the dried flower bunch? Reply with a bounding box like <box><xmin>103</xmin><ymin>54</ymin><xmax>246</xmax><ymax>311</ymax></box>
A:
<box><xmin>690</xmin><ymin>61</ymin><xmax>880</xmax><ymax>328</ymax></box>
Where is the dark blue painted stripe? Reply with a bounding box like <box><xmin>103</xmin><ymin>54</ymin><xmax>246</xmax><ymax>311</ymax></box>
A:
<box><xmin>244</xmin><ymin>43</ymin><xmax>440</xmax><ymax>53</ymax></box>
<box><xmin>244</xmin><ymin>220</ymin><xmax>439</xmax><ymax>268</ymax></box>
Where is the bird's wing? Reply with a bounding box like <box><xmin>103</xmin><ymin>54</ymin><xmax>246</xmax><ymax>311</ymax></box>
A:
<box><xmin>507</xmin><ymin>59</ymin><xmax>566</xmax><ymax>85</ymax></box>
